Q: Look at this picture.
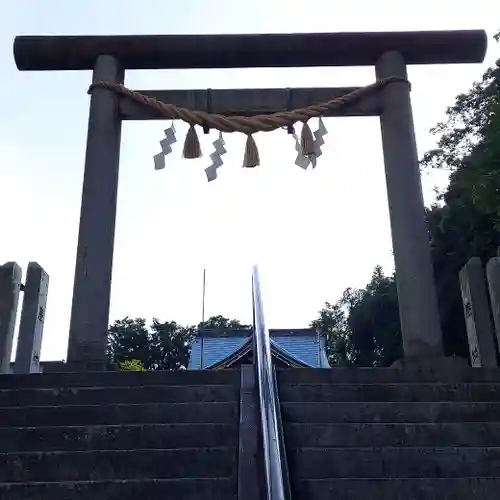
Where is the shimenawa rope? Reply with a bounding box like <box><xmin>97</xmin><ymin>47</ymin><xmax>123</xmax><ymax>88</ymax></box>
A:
<box><xmin>88</xmin><ymin>76</ymin><xmax>409</xmax><ymax>167</ymax></box>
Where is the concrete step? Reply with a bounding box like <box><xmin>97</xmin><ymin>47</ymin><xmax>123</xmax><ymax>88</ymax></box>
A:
<box><xmin>0</xmin><ymin>402</ymin><xmax>238</xmax><ymax>427</ymax></box>
<box><xmin>280</xmin><ymin>383</ymin><xmax>500</xmax><ymax>403</ymax></box>
<box><xmin>0</xmin><ymin>478</ymin><xmax>236</xmax><ymax>500</ymax></box>
<box><xmin>288</xmin><ymin>446</ymin><xmax>500</xmax><ymax>478</ymax></box>
<box><xmin>282</xmin><ymin>401</ymin><xmax>500</xmax><ymax>423</ymax></box>
<box><xmin>293</xmin><ymin>478</ymin><xmax>500</xmax><ymax>500</ymax></box>
<box><xmin>0</xmin><ymin>384</ymin><xmax>238</xmax><ymax>407</ymax></box>
<box><xmin>0</xmin><ymin>422</ymin><xmax>238</xmax><ymax>453</ymax></box>
<box><xmin>285</xmin><ymin>422</ymin><xmax>500</xmax><ymax>447</ymax></box>
<box><xmin>277</xmin><ymin>367</ymin><xmax>500</xmax><ymax>385</ymax></box>
<box><xmin>0</xmin><ymin>448</ymin><xmax>236</xmax><ymax>482</ymax></box>
<box><xmin>0</xmin><ymin>369</ymin><xmax>240</xmax><ymax>389</ymax></box>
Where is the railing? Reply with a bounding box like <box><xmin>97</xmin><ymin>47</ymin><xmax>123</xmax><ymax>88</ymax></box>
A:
<box><xmin>252</xmin><ymin>264</ymin><xmax>291</xmax><ymax>500</ymax></box>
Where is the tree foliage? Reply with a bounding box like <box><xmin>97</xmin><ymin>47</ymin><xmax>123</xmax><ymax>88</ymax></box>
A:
<box><xmin>422</xmin><ymin>32</ymin><xmax>500</xmax><ymax>220</ymax></box>
<box><xmin>118</xmin><ymin>359</ymin><xmax>145</xmax><ymax>371</ymax></box>
<box><xmin>107</xmin><ymin>318</ymin><xmax>152</xmax><ymax>369</ymax></box>
<box><xmin>198</xmin><ymin>315</ymin><xmax>251</xmax><ymax>330</ymax></box>
<box><xmin>424</xmin><ymin>32</ymin><xmax>500</xmax><ymax>358</ymax></box>
<box><xmin>150</xmin><ymin>320</ymin><xmax>195</xmax><ymax>370</ymax></box>
<box><xmin>310</xmin><ymin>300</ymin><xmax>350</xmax><ymax>366</ymax></box>
<box><xmin>312</xmin><ymin>266</ymin><xmax>402</xmax><ymax>367</ymax></box>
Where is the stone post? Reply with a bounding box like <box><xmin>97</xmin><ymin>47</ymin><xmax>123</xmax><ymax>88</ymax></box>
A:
<box><xmin>14</xmin><ymin>262</ymin><xmax>49</xmax><ymax>374</ymax></box>
<box><xmin>67</xmin><ymin>55</ymin><xmax>124</xmax><ymax>370</ymax></box>
<box><xmin>486</xmin><ymin>256</ymin><xmax>500</xmax><ymax>353</ymax></box>
<box><xmin>459</xmin><ymin>257</ymin><xmax>497</xmax><ymax>367</ymax></box>
<box><xmin>375</xmin><ymin>51</ymin><xmax>443</xmax><ymax>361</ymax></box>
<box><xmin>0</xmin><ymin>262</ymin><xmax>23</xmax><ymax>374</ymax></box>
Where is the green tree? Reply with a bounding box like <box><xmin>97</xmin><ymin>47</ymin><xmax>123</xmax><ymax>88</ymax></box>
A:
<box><xmin>198</xmin><ymin>315</ymin><xmax>251</xmax><ymax>330</ymax></box>
<box><xmin>118</xmin><ymin>359</ymin><xmax>145</xmax><ymax>371</ymax></box>
<box><xmin>312</xmin><ymin>266</ymin><xmax>402</xmax><ymax>367</ymax></box>
<box><xmin>422</xmin><ymin>31</ymin><xmax>500</xmax><ymax>357</ymax></box>
<box><xmin>150</xmin><ymin>320</ymin><xmax>195</xmax><ymax>370</ymax></box>
<box><xmin>107</xmin><ymin>317</ymin><xmax>153</xmax><ymax>369</ymax></box>
<box><xmin>310</xmin><ymin>300</ymin><xmax>351</xmax><ymax>366</ymax></box>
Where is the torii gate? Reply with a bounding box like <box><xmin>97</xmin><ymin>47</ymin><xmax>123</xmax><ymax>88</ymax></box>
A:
<box><xmin>14</xmin><ymin>30</ymin><xmax>487</xmax><ymax>370</ymax></box>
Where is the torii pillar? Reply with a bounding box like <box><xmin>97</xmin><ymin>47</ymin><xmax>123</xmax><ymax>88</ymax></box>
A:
<box><xmin>14</xmin><ymin>30</ymin><xmax>487</xmax><ymax>370</ymax></box>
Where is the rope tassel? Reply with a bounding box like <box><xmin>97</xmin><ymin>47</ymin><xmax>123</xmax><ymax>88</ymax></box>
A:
<box><xmin>300</xmin><ymin>121</ymin><xmax>315</xmax><ymax>156</ymax></box>
<box><xmin>183</xmin><ymin>125</ymin><xmax>202</xmax><ymax>159</ymax></box>
<box><xmin>243</xmin><ymin>134</ymin><xmax>260</xmax><ymax>168</ymax></box>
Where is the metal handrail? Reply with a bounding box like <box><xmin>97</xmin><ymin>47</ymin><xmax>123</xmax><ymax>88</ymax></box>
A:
<box><xmin>252</xmin><ymin>264</ymin><xmax>291</xmax><ymax>500</ymax></box>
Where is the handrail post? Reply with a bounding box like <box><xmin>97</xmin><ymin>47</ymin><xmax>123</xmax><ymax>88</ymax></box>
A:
<box><xmin>252</xmin><ymin>265</ymin><xmax>291</xmax><ymax>500</ymax></box>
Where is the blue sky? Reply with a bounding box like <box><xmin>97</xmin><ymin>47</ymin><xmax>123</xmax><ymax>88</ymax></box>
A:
<box><xmin>1</xmin><ymin>1</ymin><xmax>499</xmax><ymax>361</ymax></box>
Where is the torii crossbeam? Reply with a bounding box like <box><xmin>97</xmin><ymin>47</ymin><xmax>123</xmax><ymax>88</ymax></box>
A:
<box><xmin>14</xmin><ymin>30</ymin><xmax>487</xmax><ymax>370</ymax></box>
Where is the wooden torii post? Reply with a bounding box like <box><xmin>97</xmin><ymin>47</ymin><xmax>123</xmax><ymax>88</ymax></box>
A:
<box><xmin>14</xmin><ymin>30</ymin><xmax>487</xmax><ymax>370</ymax></box>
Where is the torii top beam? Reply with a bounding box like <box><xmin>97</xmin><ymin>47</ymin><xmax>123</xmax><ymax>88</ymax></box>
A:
<box><xmin>14</xmin><ymin>30</ymin><xmax>487</xmax><ymax>71</ymax></box>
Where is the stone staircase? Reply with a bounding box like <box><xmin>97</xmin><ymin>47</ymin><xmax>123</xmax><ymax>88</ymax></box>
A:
<box><xmin>0</xmin><ymin>369</ymin><xmax>240</xmax><ymax>500</ymax></box>
<box><xmin>278</xmin><ymin>367</ymin><xmax>500</xmax><ymax>500</ymax></box>
<box><xmin>5</xmin><ymin>364</ymin><xmax>500</xmax><ymax>499</ymax></box>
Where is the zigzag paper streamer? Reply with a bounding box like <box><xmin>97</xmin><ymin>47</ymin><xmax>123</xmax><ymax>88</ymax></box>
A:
<box><xmin>153</xmin><ymin>153</ymin><xmax>165</xmax><ymax>170</ymax></box>
<box><xmin>310</xmin><ymin>117</ymin><xmax>327</xmax><ymax>169</ymax></box>
<box><xmin>205</xmin><ymin>131</ymin><xmax>227</xmax><ymax>182</ymax></box>
<box><xmin>205</xmin><ymin>165</ymin><xmax>218</xmax><ymax>182</ymax></box>
<box><xmin>292</xmin><ymin>132</ymin><xmax>311</xmax><ymax>170</ymax></box>
<box><xmin>153</xmin><ymin>122</ymin><xmax>177</xmax><ymax>170</ymax></box>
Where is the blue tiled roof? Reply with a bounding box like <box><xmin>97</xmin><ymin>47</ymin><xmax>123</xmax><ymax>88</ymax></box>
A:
<box><xmin>188</xmin><ymin>331</ymin><xmax>251</xmax><ymax>369</ymax></box>
<box><xmin>187</xmin><ymin>328</ymin><xmax>329</xmax><ymax>369</ymax></box>
<box><xmin>271</xmin><ymin>330</ymin><xmax>321</xmax><ymax>367</ymax></box>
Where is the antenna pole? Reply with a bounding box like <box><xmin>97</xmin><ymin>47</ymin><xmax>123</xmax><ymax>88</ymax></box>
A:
<box><xmin>201</xmin><ymin>268</ymin><xmax>206</xmax><ymax>328</ymax></box>
<box><xmin>200</xmin><ymin>268</ymin><xmax>206</xmax><ymax>369</ymax></box>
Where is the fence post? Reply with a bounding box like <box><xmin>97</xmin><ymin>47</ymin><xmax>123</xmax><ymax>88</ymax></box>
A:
<box><xmin>0</xmin><ymin>262</ymin><xmax>23</xmax><ymax>373</ymax></box>
<box><xmin>14</xmin><ymin>262</ymin><xmax>49</xmax><ymax>374</ymax></box>
<box><xmin>486</xmin><ymin>256</ymin><xmax>500</xmax><ymax>354</ymax></box>
<box><xmin>459</xmin><ymin>257</ymin><xmax>498</xmax><ymax>367</ymax></box>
